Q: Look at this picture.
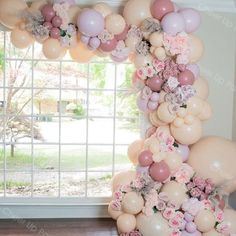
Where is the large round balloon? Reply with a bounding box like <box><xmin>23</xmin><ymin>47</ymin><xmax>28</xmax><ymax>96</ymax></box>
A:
<box><xmin>105</xmin><ymin>14</ymin><xmax>126</xmax><ymax>35</ymax></box>
<box><xmin>194</xmin><ymin>209</ymin><xmax>215</xmax><ymax>232</ymax></box>
<box><xmin>77</xmin><ymin>9</ymin><xmax>104</xmax><ymax>37</ymax></box>
<box><xmin>188</xmin><ymin>137</ymin><xmax>236</xmax><ymax>186</ymax></box>
<box><xmin>193</xmin><ymin>77</ymin><xmax>209</xmax><ymax>100</ymax></box>
<box><xmin>0</xmin><ymin>0</ymin><xmax>28</xmax><ymax>29</ymax></box>
<box><xmin>11</xmin><ymin>27</ymin><xmax>34</xmax><ymax>49</ymax></box>
<box><xmin>69</xmin><ymin>41</ymin><xmax>94</xmax><ymax>63</ymax></box>
<box><xmin>68</xmin><ymin>5</ymin><xmax>81</xmax><ymax>24</ymax></box>
<box><xmin>136</xmin><ymin>213</ymin><xmax>170</xmax><ymax>236</ymax></box>
<box><xmin>188</xmin><ymin>35</ymin><xmax>204</xmax><ymax>63</ymax></box>
<box><xmin>112</xmin><ymin>171</ymin><xmax>136</xmax><ymax>192</ymax></box>
<box><xmin>223</xmin><ymin>208</ymin><xmax>236</xmax><ymax>234</ymax></box>
<box><xmin>170</xmin><ymin>118</ymin><xmax>202</xmax><ymax>145</ymax></box>
<box><xmin>122</xmin><ymin>191</ymin><xmax>144</xmax><ymax>214</ymax></box>
<box><xmin>117</xmin><ymin>214</ymin><xmax>136</xmax><ymax>233</ymax></box>
<box><xmin>42</xmin><ymin>38</ymin><xmax>65</xmax><ymax>59</ymax></box>
<box><xmin>123</xmin><ymin>0</ymin><xmax>152</xmax><ymax>26</ymax></box>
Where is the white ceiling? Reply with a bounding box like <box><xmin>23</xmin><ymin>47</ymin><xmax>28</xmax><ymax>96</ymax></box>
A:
<box><xmin>28</xmin><ymin>0</ymin><xmax>236</xmax><ymax>13</ymax></box>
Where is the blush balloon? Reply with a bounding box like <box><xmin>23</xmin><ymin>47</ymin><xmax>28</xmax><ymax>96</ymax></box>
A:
<box><xmin>146</xmin><ymin>76</ymin><xmax>164</xmax><ymax>92</ymax></box>
<box><xmin>178</xmin><ymin>69</ymin><xmax>195</xmax><ymax>85</ymax></box>
<box><xmin>100</xmin><ymin>38</ymin><xmax>118</xmax><ymax>52</ymax></box>
<box><xmin>151</xmin><ymin>0</ymin><xmax>175</xmax><ymax>20</ymax></box>
<box><xmin>149</xmin><ymin>160</ymin><xmax>170</xmax><ymax>182</ymax></box>
<box><xmin>138</xmin><ymin>150</ymin><xmax>153</xmax><ymax>167</ymax></box>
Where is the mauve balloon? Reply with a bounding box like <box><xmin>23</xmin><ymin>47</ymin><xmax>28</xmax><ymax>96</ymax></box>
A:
<box><xmin>146</xmin><ymin>76</ymin><xmax>164</xmax><ymax>92</ymax></box>
<box><xmin>100</xmin><ymin>38</ymin><xmax>118</xmax><ymax>52</ymax></box>
<box><xmin>138</xmin><ymin>150</ymin><xmax>153</xmax><ymax>167</ymax></box>
<box><xmin>151</xmin><ymin>0</ymin><xmax>174</xmax><ymax>20</ymax></box>
<box><xmin>178</xmin><ymin>69</ymin><xmax>195</xmax><ymax>86</ymax></box>
<box><xmin>149</xmin><ymin>160</ymin><xmax>170</xmax><ymax>182</ymax></box>
<box><xmin>181</xmin><ymin>230</ymin><xmax>201</xmax><ymax>236</ymax></box>
<box><xmin>41</xmin><ymin>4</ymin><xmax>56</xmax><ymax>22</ymax></box>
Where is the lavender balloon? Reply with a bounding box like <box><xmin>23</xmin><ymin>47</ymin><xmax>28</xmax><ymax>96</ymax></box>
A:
<box><xmin>181</xmin><ymin>231</ymin><xmax>202</xmax><ymax>236</ymax></box>
<box><xmin>136</xmin><ymin>165</ymin><xmax>149</xmax><ymax>175</ymax></box>
<box><xmin>78</xmin><ymin>9</ymin><xmax>104</xmax><ymax>37</ymax></box>
<box><xmin>80</xmin><ymin>35</ymin><xmax>90</xmax><ymax>45</ymax></box>
<box><xmin>186</xmin><ymin>64</ymin><xmax>200</xmax><ymax>79</ymax></box>
<box><xmin>110</xmin><ymin>55</ymin><xmax>128</xmax><ymax>63</ymax></box>
<box><xmin>177</xmin><ymin>143</ymin><xmax>190</xmax><ymax>162</ymax></box>
<box><xmin>89</xmin><ymin>37</ymin><xmax>101</xmax><ymax>50</ymax></box>
<box><xmin>186</xmin><ymin>222</ymin><xmax>197</xmax><ymax>233</ymax></box>
<box><xmin>161</xmin><ymin>12</ymin><xmax>185</xmax><ymax>36</ymax></box>
<box><xmin>179</xmin><ymin>8</ymin><xmax>201</xmax><ymax>33</ymax></box>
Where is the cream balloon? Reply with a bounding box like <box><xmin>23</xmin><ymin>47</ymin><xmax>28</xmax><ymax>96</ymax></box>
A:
<box><xmin>193</xmin><ymin>77</ymin><xmax>209</xmax><ymax>100</ymax></box>
<box><xmin>11</xmin><ymin>27</ymin><xmax>34</xmax><ymax>49</ymax></box>
<box><xmin>149</xmin><ymin>111</ymin><xmax>168</xmax><ymax>127</ymax></box>
<box><xmin>122</xmin><ymin>192</ymin><xmax>144</xmax><ymax>215</ymax></box>
<box><xmin>164</xmin><ymin>152</ymin><xmax>183</xmax><ymax>173</ymax></box>
<box><xmin>187</xmin><ymin>97</ymin><xmax>204</xmax><ymax>116</ymax></box>
<box><xmin>170</xmin><ymin>118</ymin><xmax>202</xmax><ymax>145</ymax></box>
<box><xmin>203</xmin><ymin>230</ymin><xmax>224</xmax><ymax>236</ymax></box>
<box><xmin>136</xmin><ymin>213</ymin><xmax>170</xmax><ymax>236</ymax></box>
<box><xmin>0</xmin><ymin>0</ymin><xmax>28</xmax><ymax>29</ymax></box>
<box><xmin>42</xmin><ymin>38</ymin><xmax>64</xmax><ymax>60</ymax></box>
<box><xmin>68</xmin><ymin>5</ymin><xmax>81</xmax><ymax>24</ymax></box>
<box><xmin>117</xmin><ymin>214</ymin><xmax>136</xmax><ymax>233</ymax></box>
<box><xmin>159</xmin><ymin>91</ymin><xmax>167</xmax><ymax>103</ymax></box>
<box><xmin>105</xmin><ymin>14</ymin><xmax>126</xmax><ymax>35</ymax></box>
<box><xmin>112</xmin><ymin>171</ymin><xmax>136</xmax><ymax>192</ymax></box>
<box><xmin>134</xmin><ymin>54</ymin><xmax>153</xmax><ymax>69</ymax></box>
<box><xmin>149</xmin><ymin>32</ymin><xmax>163</xmax><ymax>47</ymax></box>
<box><xmin>223</xmin><ymin>208</ymin><xmax>236</xmax><ymax>234</ymax></box>
<box><xmin>161</xmin><ymin>181</ymin><xmax>188</xmax><ymax>208</ymax></box>
<box><xmin>154</xmin><ymin>47</ymin><xmax>166</xmax><ymax>61</ymax></box>
<box><xmin>198</xmin><ymin>101</ymin><xmax>212</xmax><ymax>121</ymax></box>
<box><xmin>93</xmin><ymin>2</ymin><xmax>112</xmax><ymax>18</ymax></box>
<box><xmin>123</xmin><ymin>0</ymin><xmax>152</xmax><ymax>26</ymax></box>
<box><xmin>188</xmin><ymin>137</ymin><xmax>236</xmax><ymax>186</ymax></box>
<box><xmin>108</xmin><ymin>202</ymin><xmax>123</xmax><ymax>220</ymax></box>
<box><xmin>188</xmin><ymin>35</ymin><xmax>204</xmax><ymax>63</ymax></box>
<box><xmin>128</xmin><ymin>139</ymin><xmax>144</xmax><ymax>165</ymax></box>
<box><xmin>157</xmin><ymin>102</ymin><xmax>176</xmax><ymax>123</ymax></box>
<box><xmin>173</xmin><ymin>117</ymin><xmax>185</xmax><ymax>127</ymax></box>
<box><xmin>30</xmin><ymin>0</ymin><xmax>47</xmax><ymax>11</ymax></box>
<box><xmin>125</xmin><ymin>36</ymin><xmax>140</xmax><ymax>52</ymax></box>
<box><xmin>194</xmin><ymin>210</ymin><xmax>216</xmax><ymax>233</ymax></box>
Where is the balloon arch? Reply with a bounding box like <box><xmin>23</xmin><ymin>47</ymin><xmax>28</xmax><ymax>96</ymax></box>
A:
<box><xmin>0</xmin><ymin>0</ymin><xmax>236</xmax><ymax>235</ymax></box>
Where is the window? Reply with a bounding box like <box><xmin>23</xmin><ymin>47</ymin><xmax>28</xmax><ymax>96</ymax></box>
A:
<box><xmin>0</xmin><ymin>31</ymin><xmax>140</xmax><ymax>208</ymax></box>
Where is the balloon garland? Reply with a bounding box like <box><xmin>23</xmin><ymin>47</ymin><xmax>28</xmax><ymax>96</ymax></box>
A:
<box><xmin>1</xmin><ymin>0</ymin><xmax>236</xmax><ymax>235</ymax></box>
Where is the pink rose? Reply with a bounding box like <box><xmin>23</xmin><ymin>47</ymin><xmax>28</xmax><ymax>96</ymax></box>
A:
<box><xmin>130</xmin><ymin>230</ymin><xmax>142</xmax><ymax>236</ymax></box>
<box><xmin>215</xmin><ymin>210</ymin><xmax>224</xmax><ymax>222</ymax></box>
<box><xmin>114</xmin><ymin>191</ymin><xmax>123</xmax><ymax>200</ymax></box>
<box><xmin>190</xmin><ymin>187</ymin><xmax>202</xmax><ymax>198</ymax></box>
<box><xmin>201</xmin><ymin>199</ymin><xmax>214</xmax><ymax>211</ymax></box>
<box><xmin>200</xmin><ymin>192</ymin><xmax>207</xmax><ymax>201</ymax></box>
<box><xmin>169</xmin><ymin>218</ymin><xmax>181</xmax><ymax>229</ymax></box>
<box><xmin>163</xmin><ymin>207</ymin><xmax>175</xmax><ymax>220</ymax></box>
<box><xmin>205</xmin><ymin>184</ymin><xmax>214</xmax><ymax>195</ymax></box>
<box><xmin>186</xmin><ymin>182</ymin><xmax>195</xmax><ymax>191</ymax></box>
<box><xmin>156</xmin><ymin>201</ymin><xmax>166</xmax><ymax>211</ymax></box>
<box><xmin>111</xmin><ymin>200</ymin><xmax>121</xmax><ymax>211</ymax></box>
<box><xmin>174</xmin><ymin>211</ymin><xmax>184</xmax><ymax>221</ymax></box>
<box><xmin>193</xmin><ymin>176</ymin><xmax>206</xmax><ymax>190</ymax></box>
<box><xmin>171</xmin><ymin>229</ymin><xmax>181</xmax><ymax>236</ymax></box>
<box><xmin>174</xmin><ymin>164</ymin><xmax>194</xmax><ymax>184</ymax></box>
<box><xmin>216</xmin><ymin>223</ymin><xmax>229</xmax><ymax>234</ymax></box>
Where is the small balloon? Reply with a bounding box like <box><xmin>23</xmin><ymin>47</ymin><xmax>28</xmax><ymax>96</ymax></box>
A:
<box><xmin>178</xmin><ymin>69</ymin><xmax>195</xmax><ymax>86</ymax></box>
<box><xmin>176</xmin><ymin>143</ymin><xmax>190</xmax><ymax>162</ymax></box>
<box><xmin>149</xmin><ymin>160</ymin><xmax>170</xmax><ymax>182</ymax></box>
<box><xmin>138</xmin><ymin>150</ymin><xmax>153</xmax><ymax>167</ymax></box>
<box><xmin>122</xmin><ymin>192</ymin><xmax>144</xmax><ymax>214</ymax></box>
<box><xmin>100</xmin><ymin>38</ymin><xmax>118</xmax><ymax>52</ymax></box>
<box><xmin>42</xmin><ymin>38</ymin><xmax>64</xmax><ymax>59</ymax></box>
<box><xmin>89</xmin><ymin>37</ymin><xmax>101</xmax><ymax>50</ymax></box>
<box><xmin>146</xmin><ymin>76</ymin><xmax>164</xmax><ymax>92</ymax></box>
<box><xmin>193</xmin><ymin>77</ymin><xmax>209</xmax><ymax>100</ymax></box>
<box><xmin>52</xmin><ymin>16</ymin><xmax>62</xmax><ymax>28</ymax></box>
<box><xmin>105</xmin><ymin>14</ymin><xmax>126</xmax><ymax>35</ymax></box>
<box><xmin>151</xmin><ymin>0</ymin><xmax>174</xmax><ymax>20</ymax></box>
<box><xmin>222</xmin><ymin>208</ymin><xmax>236</xmax><ymax>234</ymax></box>
<box><xmin>41</xmin><ymin>4</ymin><xmax>56</xmax><ymax>22</ymax></box>
<box><xmin>11</xmin><ymin>27</ymin><xmax>34</xmax><ymax>49</ymax></box>
<box><xmin>128</xmin><ymin>139</ymin><xmax>144</xmax><ymax>165</ymax></box>
<box><xmin>93</xmin><ymin>2</ymin><xmax>112</xmax><ymax>18</ymax></box>
<box><xmin>50</xmin><ymin>27</ymin><xmax>61</xmax><ymax>39</ymax></box>
<box><xmin>194</xmin><ymin>209</ymin><xmax>215</xmax><ymax>232</ymax></box>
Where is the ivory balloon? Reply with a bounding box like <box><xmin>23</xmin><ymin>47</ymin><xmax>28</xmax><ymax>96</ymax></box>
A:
<box><xmin>108</xmin><ymin>202</ymin><xmax>123</xmax><ymax>220</ymax></box>
<box><xmin>11</xmin><ymin>27</ymin><xmax>34</xmax><ymax>49</ymax></box>
<box><xmin>194</xmin><ymin>210</ymin><xmax>216</xmax><ymax>233</ymax></box>
<box><xmin>127</xmin><ymin>139</ymin><xmax>144</xmax><ymax>165</ymax></box>
<box><xmin>69</xmin><ymin>42</ymin><xmax>94</xmax><ymax>63</ymax></box>
<box><xmin>0</xmin><ymin>0</ymin><xmax>28</xmax><ymax>29</ymax></box>
<box><xmin>149</xmin><ymin>111</ymin><xmax>168</xmax><ymax>127</ymax></box>
<box><xmin>164</xmin><ymin>152</ymin><xmax>183</xmax><ymax>173</ymax></box>
<box><xmin>161</xmin><ymin>181</ymin><xmax>188</xmax><ymax>208</ymax></box>
<box><xmin>125</xmin><ymin>36</ymin><xmax>141</xmax><ymax>52</ymax></box>
<box><xmin>117</xmin><ymin>214</ymin><xmax>136</xmax><ymax>233</ymax></box>
<box><xmin>105</xmin><ymin>14</ymin><xmax>126</xmax><ymax>35</ymax></box>
<box><xmin>198</xmin><ymin>101</ymin><xmax>212</xmax><ymax>121</ymax></box>
<box><xmin>136</xmin><ymin>213</ymin><xmax>170</xmax><ymax>236</ymax></box>
<box><xmin>157</xmin><ymin>102</ymin><xmax>176</xmax><ymax>123</ymax></box>
<box><xmin>112</xmin><ymin>171</ymin><xmax>136</xmax><ymax>192</ymax></box>
<box><xmin>223</xmin><ymin>208</ymin><xmax>236</xmax><ymax>234</ymax></box>
<box><xmin>123</xmin><ymin>0</ymin><xmax>152</xmax><ymax>26</ymax></box>
<box><xmin>188</xmin><ymin>35</ymin><xmax>204</xmax><ymax>63</ymax></box>
<box><xmin>30</xmin><ymin>0</ymin><xmax>47</xmax><ymax>11</ymax></box>
<box><xmin>93</xmin><ymin>2</ymin><xmax>112</xmax><ymax>18</ymax></box>
<box><xmin>170</xmin><ymin>118</ymin><xmax>202</xmax><ymax>145</ymax></box>
<box><xmin>134</xmin><ymin>54</ymin><xmax>153</xmax><ymax>69</ymax></box>
<box><xmin>122</xmin><ymin>192</ymin><xmax>144</xmax><ymax>214</ymax></box>
<box><xmin>42</xmin><ymin>38</ymin><xmax>64</xmax><ymax>59</ymax></box>
<box><xmin>203</xmin><ymin>230</ymin><xmax>224</xmax><ymax>236</ymax></box>
<box><xmin>187</xmin><ymin>97</ymin><xmax>204</xmax><ymax>116</ymax></box>
<box><xmin>193</xmin><ymin>77</ymin><xmax>209</xmax><ymax>100</ymax></box>
<box><xmin>149</xmin><ymin>32</ymin><xmax>163</xmax><ymax>47</ymax></box>
<box><xmin>188</xmin><ymin>136</ymin><xmax>236</xmax><ymax>186</ymax></box>
<box><xmin>68</xmin><ymin>5</ymin><xmax>81</xmax><ymax>24</ymax></box>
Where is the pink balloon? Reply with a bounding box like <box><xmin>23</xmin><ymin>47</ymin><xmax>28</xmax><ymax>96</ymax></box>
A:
<box><xmin>161</xmin><ymin>12</ymin><xmax>185</xmax><ymax>36</ymax></box>
<box><xmin>181</xmin><ymin>231</ymin><xmax>201</xmax><ymax>236</ymax></box>
<box><xmin>43</xmin><ymin>22</ymin><xmax>53</xmax><ymax>30</ymax></box>
<box><xmin>177</xmin><ymin>144</ymin><xmax>190</xmax><ymax>162</ymax></box>
<box><xmin>151</xmin><ymin>0</ymin><xmax>175</xmax><ymax>20</ymax></box>
<box><xmin>137</xmin><ymin>96</ymin><xmax>148</xmax><ymax>113</ymax></box>
<box><xmin>149</xmin><ymin>160</ymin><xmax>170</xmax><ymax>182</ymax></box>
<box><xmin>179</xmin><ymin>8</ymin><xmax>201</xmax><ymax>33</ymax></box>
<box><xmin>89</xmin><ymin>37</ymin><xmax>101</xmax><ymax>50</ymax></box>
<box><xmin>136</xmin><ymin>165</ymin><xmax>149</xmax><ymax>175</ymax></box>
<box><xmin>178</xmin><ymin>69</ymin><xmax>195</xmax><ymax>85</ymax></box>
<box><xmin>50</xmin><ymin>27</ymin><xmax>60</xmax><ymax>39</ymax></box>
<box><xmin>186</xmin><ymin>64</ymin><xmax>200</xmax><ymax>79</ymax></box>
<box><xmin>148</xmin><ymin>100</ymin><xmax>158</xmax><ymax>110</ymax></box>
<box><xmin>100</xmin><ymin>38</ymin><xmax>118</xmax><ymax>52</ymax></box>
<box><xmin>52</xmin><ymin>16</ymin><xmax>62</xmax><ymax>28</ymax></box>
<box><xmin>78</xmin><ymin>9</ymin><xmax>105</xmax><ymax>37</ymax></box>
<box><xmin>115</xmin><ymin>25</ymin><xmax>129</xmax><ymax>41</ymax></box>
<box><xmin>41</xmin><ymin>4</ymin><xmax>56</xmax><ymax>22</ymax></box>
<box><xmin>146</xmin><ymin>76</ymin><xmax>164</xmax><ymax>92</ymax></box>
<box><xmin>138</xmin><ymin>150</ymin><xmax>153</xmax><ymax>167</ymax></box>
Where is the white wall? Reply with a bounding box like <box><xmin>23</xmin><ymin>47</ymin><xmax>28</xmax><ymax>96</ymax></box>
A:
<box><xmin>196</xmin><ymin>12</ymin><xmax>236</xmax><ymax>140</ymax></box>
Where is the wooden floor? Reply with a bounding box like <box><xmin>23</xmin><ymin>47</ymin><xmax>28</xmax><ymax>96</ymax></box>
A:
<box><xmin>0</xmin><ymin>219</ymin><xmax>118</xmax><ymax>236</ymax></box>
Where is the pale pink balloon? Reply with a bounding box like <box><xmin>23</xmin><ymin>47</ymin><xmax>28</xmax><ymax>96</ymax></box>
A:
<box><xmin>149</xmin><ymin>160</ymin><xmax>170</xmax><ymax>182</ymax></box>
